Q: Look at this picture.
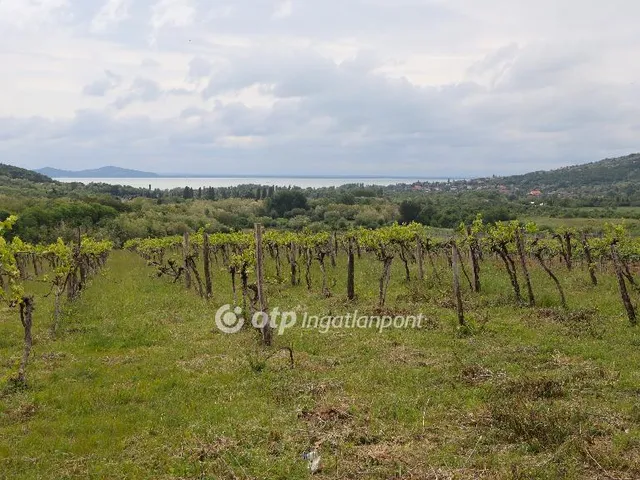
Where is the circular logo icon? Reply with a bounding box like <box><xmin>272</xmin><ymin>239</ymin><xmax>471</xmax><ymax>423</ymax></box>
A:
<box><xmin>215</xmin><ymin>305</ymin><xmax>245</xmax><ymax>334</ymax></box>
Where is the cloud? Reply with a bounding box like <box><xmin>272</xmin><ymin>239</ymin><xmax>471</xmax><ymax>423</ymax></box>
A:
<box><xmin>466</xmin><ymin>43</ymin><xmax>520</xmax><ymax>88</ymax></box>
<box><xmin>1</xmin><ymin>0</ymin><xmax>640</xmax><ymax>175</ymax></box>
<box><xmin>111</xmin><ymin>77</ymin><xmax>197</xmax><ymax>109</ymax></box>
<box><xmin>187</xmin><ymin>57</ymin><xmax>213</xmax><ymax>81</ymax></box>
<box><xmin>149</xmin><ymin>0</ymin><xmax>196</xmax><ymax>45</ymax></box>
<box><xmin>272</xmin><ymin>0</ymin><xmax>293</xmax><ymax>19</ymax></box>
<box><xmin>113</xmin><ymin>77</ymin><xmax>162</xmax><ymax>109</ymax></box>
<box><xmin>0</xmin><ymin>0</ymin><xmax>70</xmax><ymax>30</ymax></box>
<box><xmin>90</xmin><ymin>0</ymin><xmax>130</xmax><ymax>33</ymax></box>
<box><xmin>83</xmin><ymin>70</ymin><xmax>122</xmax><ymax>97</ymax></box>
<box><xmin>141</xmin><ymin>58</ymin><xmax>161</xmax><ymax>68</ymax></box>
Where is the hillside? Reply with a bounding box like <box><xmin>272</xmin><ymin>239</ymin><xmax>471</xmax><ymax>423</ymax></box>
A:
<box><xmin>37</xmin><ymin>166</ymin><xmax>160</xmax><ymax>178</ymax></box>
<box><xmin>495</xmin><ymin>153</ymin><xmax>640</xmax><ymax>191</ymax></box>
<box><xmin>0</xmin><ymin>163</ymin><xmax>53</xmax><ymax>183</ymax></box>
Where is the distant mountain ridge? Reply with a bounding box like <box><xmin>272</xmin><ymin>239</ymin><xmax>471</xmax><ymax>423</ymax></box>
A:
<box><xmin>37</xmin><ymin>166</ymin><xmax>160</xmax><ymax>178</ymax></box>
<box><xmin>25</xmin><ymin>153</ymin><xmax>640</xmax><ymax>189</ymax></box>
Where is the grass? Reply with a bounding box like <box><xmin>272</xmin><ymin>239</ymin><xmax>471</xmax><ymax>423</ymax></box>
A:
<box><xmin>1</xmin><ymin>249</ymin><xmax>640</xmax><ymax>479</ymax></box>
<box><xmin>525</xmin><ymin>215</ymin><xmax>640</xmax><ymax>234</ymax></box>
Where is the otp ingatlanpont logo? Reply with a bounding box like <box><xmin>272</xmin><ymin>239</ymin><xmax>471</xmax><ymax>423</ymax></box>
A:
<box><xmin>215</xmin><ymin>304</ymin><xmax>245</xmax><ymax>333</ymax></box>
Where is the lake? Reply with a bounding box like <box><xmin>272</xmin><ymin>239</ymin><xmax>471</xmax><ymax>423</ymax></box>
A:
<box><xmin>54</xmin><ymin>176</ymin><xmax>453</xmax><ymax>189</ymax></box>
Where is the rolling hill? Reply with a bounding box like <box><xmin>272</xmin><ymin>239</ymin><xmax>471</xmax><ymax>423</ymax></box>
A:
<box><xmin>494</xmin><ymin>153</ymin><xmax>640</xmax><ymax>191</ymax></box>
<box><xmin>0</xmin><ymin>163</ymin><xmax>54</xmax><ymax>183</ymax></box>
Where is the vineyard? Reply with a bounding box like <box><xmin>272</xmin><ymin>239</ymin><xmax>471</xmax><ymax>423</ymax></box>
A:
<box><xmin>123</xmin><ymin>218</ymin><xmax>640</xmax><ymax>330</ymax></box>
<box><xmin>0</xmin><ymin>216</ymin><xmax>113</xmax><ymax>385</ymax></box>
<box><xmin>2</xmin><ymin>216</ymin><xmax>640</xmax><ymax>479</ymax></box>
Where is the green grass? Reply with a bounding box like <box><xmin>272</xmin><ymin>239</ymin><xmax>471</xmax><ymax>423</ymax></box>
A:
<box><xmin>524</xmin><ymin>215</ymin><xmax>640</xmax><ymax>235</ymax></box>
<box><xmin>2</xmin><ymin>250</ymin><xmax>640</xmax><ymax>479</ymax></box>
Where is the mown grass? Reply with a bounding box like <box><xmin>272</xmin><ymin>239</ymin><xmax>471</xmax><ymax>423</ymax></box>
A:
<box><xmin>1</xmin><ymin>249</ymin><xmax>640</xmax><ymax>479</ymax></box>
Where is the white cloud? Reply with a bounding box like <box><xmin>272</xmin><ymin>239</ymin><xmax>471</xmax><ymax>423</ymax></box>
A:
<box><xmin>83</xmin><ymin>70</ymin><xmax>122</xmax><ymax>96</ymax></box>
<box><xmin>149</xmin><ymin>0</ymin><xmax>196</xmax><ymax>45</ymax></box>
<box><xmin>272</xmin><ymin>0</ymin><xmax>293</xmax><ymax>19</ymax></box>
<box><xmin>0</xmin><ymin>0</ymin><xmax>69</xmax><ymax>30</ymax></box>
<box><xmin>0</xmin><ymin>0</ymin><xmax>639</xmax><ymax>175</ymax></box>
<box><xmin>90</xmin><ymin>0</ymin><xmax>130</xmax><ymax>33</ymax></box>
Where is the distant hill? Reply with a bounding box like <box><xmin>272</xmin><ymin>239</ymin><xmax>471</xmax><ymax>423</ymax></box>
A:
<box><xmin>37</xmin><ymin>166</ymin><xmax>160</xmax><ymax>178</ymax></box>
<box><xmin>0</xmin><ymin>163</ymin><xmax>54</xmax><ymax>183</ymax></box>
<box><xmin>494</xmin><ymin>153</ymin><xmax>640</xmax><ymax>192</ymax></box>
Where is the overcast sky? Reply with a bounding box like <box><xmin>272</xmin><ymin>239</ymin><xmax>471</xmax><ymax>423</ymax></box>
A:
<box><xmin>1</xmin><ymin>0</ymin><xmax>638</xmax><ymax>176</ymax></box>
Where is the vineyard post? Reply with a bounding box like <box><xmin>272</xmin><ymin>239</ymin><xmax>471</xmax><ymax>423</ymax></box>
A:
<box><xmin>274</xmin><ymin>245</ymin><xmax>282</xmax><ymax>281</ymax></box>
<box><xmin>378</xmin><ymin>255</ymin><xmax>393</xmax><ymax>308</ymax></box>
<box><xmin>347</xmin><ymin>238</ymin><xmax>355</xmax><ymax>300</ymax></box>
<box><xmin>516</xmin><ymin>228</ymin><xmax>535</xmax><ymax>307</ymax></box>
<box><xmin>317</xmin><ymin>251</ymin><xmax>330</xmax><ymax>298</ymax></box>
<box><xmin>581</xmin><ymin>233</ymin><xmax>598</xmax><ymax>286</ymax></box>
<box><xmin>203</xmin><ymin>233</ymin><xmax>213</xmax><ymax>299</ymax></box>
<box><xmin>17</xmin><ymin>296</ymin><xmax>34</xmax><ymax>385</ymax></box>
<box><xmin>611</xmin><ymin>243</ymin><xmax>637</xmax><ymax>325</ymax></box>
<box><xmin>415</xmin><ymin>234</ymin><xmax>424</xmax><ymax>281</ymax></box>
<box><xmin>466</xmin><ymin>225</ymin><xmax>480</xmax><ymax>293</ymax></box>
<box><xmin>451</xmin><ymin>243</ymin><xmax>465</xmax><ymax>327</ymax></box>
<box><xmin>187</xmin><ymin>257</ymin><xmax>205</xmax><ymax>298</ymax></box>
<box><xmin>399</xmin><ymin>248</ymin><xmax>411</xmax><ymax>282</ymax></box>
<box><xmin>76</xmin><ymin>227</ymin><xmax>88</xmax><ymax>291</ymax></box>
<box><xmin>555</xmin><ymin>231</ymin><xmax>573</xmax><ymax>271</ymax></box>
<box><xmin>229</xmin><ymin>266</ymin><xmax>237</xmax><ymax>306</ymax></box>
<box><xmin>289</xmin><ymin>241</ymin><xmax>298</xmax><ymax>286</ymax></box>
<box><xmin>67</xmin><ymin>234</ymin><xmax>81</xmax><ymax>301</ymax></box>
<box><xmin>304</xmin><ymin>248</ymin><xmax>313</xmax><ymax>290</ymax></box>
<box><xmin>330</xmin><ymin>231</ymin><xmax>337</xmax><ymax>267</ymax></box>
<box><xmin>564</xmin><ymin>232</ymin><xmax>573</xmax><ymax>271</ymax></box>
<box><xmin>254</xmin><ymin>224</ymin><xmax>272</xmax><ymax>346</ymax></box>
<box><xmin>183</xmin><ymin>232</ymin><xmax>191</xmax><ymax>290</ymax></box>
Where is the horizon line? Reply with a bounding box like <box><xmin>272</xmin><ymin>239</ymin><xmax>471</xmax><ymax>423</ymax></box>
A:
<box><xmin>50</xmin><ymin>173</ymin><xmax>469</xmax><ymax>180</ymax></box>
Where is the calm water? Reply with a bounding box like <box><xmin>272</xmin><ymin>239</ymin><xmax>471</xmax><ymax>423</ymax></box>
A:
<box><xmin>55</xmin><ymin>177</ymin><xmax>452</xmax><ymax>189</ymax></box>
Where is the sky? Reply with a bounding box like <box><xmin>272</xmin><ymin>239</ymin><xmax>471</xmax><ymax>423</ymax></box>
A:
<box><xmin>0</xmin><ymin>0</ymin><xmax>639</xmax><ymax>176</ymax></box>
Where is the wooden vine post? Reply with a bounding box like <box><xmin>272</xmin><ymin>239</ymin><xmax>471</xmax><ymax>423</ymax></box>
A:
<box><xmin>67</xmin><ymin>232</ymin><xmax>81</xmax><ymax>301</ymax></box>
<box><xmin>203</xmin><ymin>233</ymin><xmax>213</xmax><ymax>299</ymax></box>
<box><xmin>288</xmin><ymin>241</ymin><xmax>298</xmax><ymax>286</ymax></box>
<box><xmin>347</xmin><ymin>237</ymin><xmax>355</xmax><ymax>300</ymax></box>
<box><xmin>466</xmin><ymin>225</ymin><xmax>481</xmax><ymax>293</ymax></box>
<box><xmin>515</xmin><ymin>227</ymin><xmax>535</xmax><ymax>307</ymax></box>
<box><xmin>564</xmin><ymin>231</ymin><xmax>573</xmax><ymax>271</ymax></box>
<box><xmin>451</xmin><ymin>242</ymin><xmax>465</xmax><ymax>327</ymax></box>
<box><xmin>17</xmin><ymin>296</ymin><xmax>34</xmax><ymax>385</ymax></box>
<box><xmin>416</xmin><ymin>234</ymin><xmax>424</xmax><ymax>282</ymax></box>
<box><xmin>611</xmin><ymin>243</ymin><xmax>637</xmax><ymax>326</ymax></box>
<box><xmin>581</xmin><ymin>233</ymin><xmax>598</xmax><ymax>286</ymax></box>
<box><xmin>254</xmin><ymin>224</ymin><xmax>272</xmax><ymax>346</ymax></box>
<box><xmin>183</xmin><ymin>232</ymin><xmax>191</xmax><ymax>290</ymax></box>
<box><xmin>330</xmin><ymin>231</ymin><xmax>337</xmax><ymax>267</ymax></box>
